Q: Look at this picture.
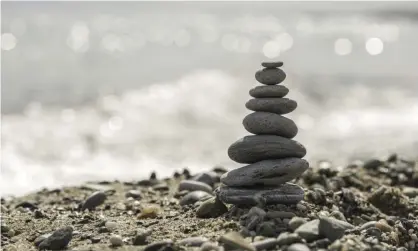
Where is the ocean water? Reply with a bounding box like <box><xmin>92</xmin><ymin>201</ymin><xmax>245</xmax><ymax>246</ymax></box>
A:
<box><xmin>2</xmin><ymin>2</ymin><xmax>418</xmax><ymax>196</ymax></box>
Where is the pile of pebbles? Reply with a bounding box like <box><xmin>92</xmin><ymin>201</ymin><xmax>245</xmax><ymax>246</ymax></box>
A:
<box><xmin>0</xmin><ymin>155</ymin><xmax>417</xmax><ymax>251</ymax></box>
<box><xmin>216</xmin><ymin>61</ymin><xmax>308</xmax><ymax>206</ymax></box>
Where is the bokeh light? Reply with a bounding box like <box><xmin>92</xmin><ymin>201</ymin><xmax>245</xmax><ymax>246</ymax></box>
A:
<box><xmin>334</xmin><ymin>38</ymin><xmax>352</xmax><ymax>56</ymax></box>
<box><xmin>1</xmin><ymin>33</ymin><xmax>17</xmax><ymax>51</ymax></box>
<box><xmin>262</xmin><ymin>40</ymin><xmax>281</xmax><ymax>58</ymax></box>
<box><xmin>366</xmin><ymin>37</ymin><xmax>384</xmax><ymax>55</ymax></box>
<box><xmin>66</xmin><ymin>22</ymin><xmax>90</xmax><ymax>53</ymax></box>
<box><xmin>275</xmin><ymin>33</ymin><xmax>293</xmax><ymax>51</ymax></box>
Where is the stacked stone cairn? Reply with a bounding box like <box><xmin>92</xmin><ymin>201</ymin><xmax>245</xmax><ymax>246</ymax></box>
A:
<box><xmin>216</xmin><ymin>61</ymin><xmax>309</xmax><ymax>206</ymax></box>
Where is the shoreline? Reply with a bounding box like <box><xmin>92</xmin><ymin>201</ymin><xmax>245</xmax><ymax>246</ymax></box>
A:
<box><xmin>1</xmin><ymin>154</ymin><xmax>417</xmax><ymax>251</ymax></box>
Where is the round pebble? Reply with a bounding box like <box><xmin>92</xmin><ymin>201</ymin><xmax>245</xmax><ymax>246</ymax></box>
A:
<box><xmin>261</xmin><ymin>61</ymin><xmax>283</xmax><ymax>68</ymax></box>
<box><xmin>221</xmin><ymin>158</ymin><xmax>309</xmax><ymax>187</ymax></box>
<box><xmin>243</xmin><ymin>112</ymin><xmax>297</xmax><ymax>138</ymax></box>
<box><xmin>81</xmin><ymin>191</ymin><xmax>106</xmax><ymax>211</ymax></box>
<box><xmin>180</xmin><ymin>191</ymin><xmax>213</xmax><ymax>206</ymax></box>
<box><xmin>228</xmin><ymin>135</ymin><xmax>306</xmax><ymax>164</ymax></box>
<box><xmin>38</xmin><ymin>226</ymin><xmax>73</xmax><ymax>250</ymax></box>
<box><xmin>249</xmin><ymin>85</ymin><xmax>289</xmax><ymax>98</ymax></box>
<box><xmin>246</xmin><ymin>98</ymin><xmax>297</xmax><ymax>115</ymax></box>
<box><xmin>216</xmin><ymin>183</ymin><xmax>304</xmax><ymax>206</ymax></box>
<box><xmin>109</xmin><ymin>234</ymin><xmax>123</xmax><ymax>247</ymax></box>
<box><xmin>196</xmin><ymin>197</ymin><xmax>228</xmax><ymax>218</ymax></box>
<box><xmin>178</xmin><ymin>180</ymin><xmax>213</xmax><ymax>194</ymax></box>
<box><xmin>287</xmin><ymin>243</ymin><xmax>311</xmax><ymax>251</ymax></box>
<box><xmin>255</xmin><ymin>68</ymin><xmax>286</xmax><ymax>85</ymax></box>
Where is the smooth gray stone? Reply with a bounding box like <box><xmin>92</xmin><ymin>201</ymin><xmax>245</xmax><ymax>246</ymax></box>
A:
<box><xmin>228</xmin><ymin>135</ymin><xmax>306</xmax><ymax>164</ymax></box>
<box><xmin>221</xmin><ymin>158</ymin><xmax>309</xmax><ymax>187</ymax></box>
<box><xmin>246</xmin><ymin>98</ymin><xmax>297</xmax><ymax>115</ymax></box>
<box><xmin>294</xmin><ymin>220</ymin><xmax>320</xmax><ymax>242</ymax></box>
<box><xmin>287</xmin><ymin>243</ymin><xmax>311</xmax><ymax>251</ymax></box>
<box><xmin>255</xmin><ymin>68</ymin><xmax>286</xmax><ymax>85</ymax></box>
<box><xmin>192</xmin><ymin>173</ymin><xmax>214</xmax><ymax>187</ymax></box>
<box><xmin>179</xmin><ymin>191</ymin><xmax>212</xmax><ymax>206</ymax></box>
<box><xmin>82</xmin><ymin>191</ymin><xmax>106</xmax><ymax>211</ymax></box>
<box><xmin>219</xmin><ymin>232</ymin><xmax>256</xmax><ymax>251</ymax></box>
<box><xmin>252</xmin><ymin>238</ymin><xmax>279</xmax><ymax>251</ymax></box>
<box><xmin>215</xmin><ymin>183</ymin><xmax>304</xmax><ymax>206</ymax></box>
<box><xmin>177</xmin><ymin>236</ymin><xmax>209</xmax><ymax>247</ymax></box>
<box><xmin>196</xmin><ymin>197</ymin><xmax>228</xmax><ymax>218</ymax></box>
<box><xmin>318</xmin><ymin>216</ymin><xmax>354</xmax><ymax>242</ymax></box>
<box><xmin>277</xmin><ymin>232</ymin><xmax>303</xmax><ymax>246</ymax></box>
<box><xmin>261</xmin><ymin>61</ymin><xmax>283</xmax><ymax>68</ymax></box>
<box><xmin>249</xmin><ymin>85</ymin><xmax>289</xmax><ymax>98</ymax></box>
<box><xmin>178</xmin><ymin>180</ymin><xmax>213</xmax><ymax>194</ymax></box>
<box><xmin>38</xmin><ymin>227</ymin><xmax>73</xmax><ymax>250</ymax></box>
<box><xmin>243</xmin><ymin>112</ymin><xmax>298</xmax><ymax>138</ymax></box>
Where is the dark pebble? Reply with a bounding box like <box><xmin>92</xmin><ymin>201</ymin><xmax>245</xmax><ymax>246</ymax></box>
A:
<box><xmin>250</xmin><ymin>85</ymin><xmax>289</xmax><ymax>98</ymax></box>
<box><xmin>81</xmin><ymin>191</ymin><xmax>106</xmax><ymax>211</ymax></box>
<box><xmin>196</xmin><ymin>197</ymin><xmax>228</xmax><ymax>218</ymax></box>
<box><xmin>363</xmin><ymin>159</ymin><xmax>383</xmax><ymax>169</ymax></box>
<box><xmin>255</xmin><ymin>68</ymin><xmax>286</xmax><ymax>85</ymax></box>
<box><xmin>192</xmin><ymin>173</ymin><xmax>214</xmax><ymax>187</ymax></box>
<box><xmin>243</xmin><ymin>112</ymin><xmax>298</xmax><ymax>138</ymax></box>
<box><xmin>261</xmin><ymin>61</ymin><xmax>284</xmax><ymax>68</ymax></box>
<box><xmin>180</xmin><ymin>191</ymin><xmax>213</xmax><ymax>206</ymax></box>
<box><xmin>318</xmin><ymin>216</ymin><xmax>354</xmax><ymax>242</ymax></box>
<box><xmin>144</xmin><ymin>240</ymin><xmax>174</xmax><ymax>251</ymax></box>
<box><xmin>178</xmin><ymin>180</ymin><xmax>213</xmax><ymax>194</ymax></box>
<box><xmin>38</xmin><ymin>226</ymin><xmax>73</xmax><ymax>250</ymax></box>
<box><xmin>126</xmin><ymin>190</ymin><xmax>142</xmax><ymax>199</ymax></box>
<box><xmin>246</xmin><ymin>98</ymin><xmax>297</xmax><ymax>115</ymax></box>
<box><xmin>15</xmin><ymin>201</ymin><xmax>38</xmax><ymax>211</ymax></box>
<box><xmin>228</xmin><ymin>135</ymin><xmax>306</xmax><ymax>164</ymax></box>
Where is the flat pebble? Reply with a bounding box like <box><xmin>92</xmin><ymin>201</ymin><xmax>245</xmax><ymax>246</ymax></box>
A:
<box><xmin>221</xmin><ymin>158</ymin><xmax>309</xmax><ymax>187</ymax></box>
<box><xmin>288</xmin><ymin>217</ymin><xmax>307</xmax><ymax>231</ymax></box>
<box><xmin>178</xmin><ymin>236</ymin><xmax>209</xmax><ymax>247</ymax></box>
<box><xmin>109</xmin><ymin>234</ymin><xmax>123</xmax><ymax>246</ymax></box>
<box><xmin>180</xmin><ymin>191</ymin><xmax>213</xmax><ymax>206</ymax></box>
<box><xmin>144</xmin><ymin>240</ymin><xmax>174</xmax><ymax>251</ymax></box>
<box><xmin>277</xmin><ymin>232</ymin><xmax>303</xmax><ymax>246</ymax></box>
<box><xmin>192</xmin><ymin>173</ymin><xmax>215</xmax><ymax>187</ymax></box>
<box><xmin>287</xmin><ymin>243</ymin><xmax>311</xmax><ymax>251</ymax></box>
<box><xmin>250</xmin><ymin>85</ymin><xmax>289</xmax><ymax>98</ymax></box>
<box><xmin>228</xmin><ymin>135</ymin><xmax>306</xmax><ymax>164</ymax></box>
<box><xmin>252</xmin><ymin>238</ymin><xmax>279</xmax><ymax>251</ymax></box>
<box><xmin>243</xmin><ymin>112</ymin><xmax>298</xmax><ymax>138</ymax></box>
<box><xmin>196</xmin><ymin>197</ymin><xmax>228</xmax><ymax>218</ymax></box>
<box><xmin>255</xmin><ymin>68</ymin><xmax>286</xmax><ymax>85</ymax></box>
<box><xmin>81</xmin><ymin>191</ymin><xmax>106</xmax><ymax>211</ymax></box>
<box><xmin>261</xmin><ymin>61</ymin><xmax>284</xmax><ymax>68</ymax></box>
<box><xmin>219</xmin><ymin>232</ymin><xmax>256</xmax><ymax>251</ymax></box>
<box><xmin>246</xmin><ymin>98</ymin><xmax>297</xmax><ymax>115</ymax></box>
<box><xmin>105</xmin><ymin>221</ymin><xmax>118</xmax><ymax>231</ymax></box>
<box><xmin>132</xmin><ymin>228</ymin><xmax>152</xmax><ymax>245</ymax></box>
<box><xmin>200</xmin><ymin>242</ymin><xmax>223</xmax><ymax>251</ymax></box>
<box><xmin>179</xmin><ymin>180</ymin><xmax>213</xmax><ymax>194</ymax></box>
<box><xmin>318</xmin><ymin>216</ymin><xmax>354</xmax><ymax>242</ymax></box>
<box><xmin>152</xmin><ymin>183</ymin><xmax>169</xmax><ymax>191</ymax></box>
<box><xmin>216</xmin><ymin>183</ymin><xmax>304</xmax><ymax>206</ymax></box>
<box><xmin>294</xmin><ymin>219</ymin><xmax>320</xmax><ymax>242</ymax></box>
<box><xmin>38</xmin><ymin>226</ymin><xmax>73</xmax><ymax>250</ymax></box>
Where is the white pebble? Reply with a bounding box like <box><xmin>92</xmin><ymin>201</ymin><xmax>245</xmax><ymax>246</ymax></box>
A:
<box><xmin>105</xmin><ymin>221</ymin><xmax>118</xmax><ymax>231</ymax></box>
<box><xmin>110</xmin><ymin>234</ymin><xmax>123</xmax><ymax>246</ymax></box>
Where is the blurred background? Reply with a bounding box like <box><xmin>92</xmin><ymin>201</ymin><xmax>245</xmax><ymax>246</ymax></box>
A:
<box><xmin>1</xmin><ymin>1</ymin><xmax>418</xmax><ymax>196</ymax></box>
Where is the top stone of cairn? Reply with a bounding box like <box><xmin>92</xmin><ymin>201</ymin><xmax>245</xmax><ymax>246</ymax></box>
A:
<box><xmin>255</xmin><ymin>62</ymin><xmax>286</xmax><ymax>85</ymax></box>
<box><xmin>261</xmin><ymin>61</ymin><xmax>284</xmax><ymax>68</ymax></box>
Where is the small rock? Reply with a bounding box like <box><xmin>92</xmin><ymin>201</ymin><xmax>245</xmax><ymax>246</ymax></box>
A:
<box><xmin>105</xmin><ymin>221</ymin><xmax>118</xmax><ymax>231</ymax></box>
<box><xmin>196</xmin><ymin>197</ymin><xmax>228</xmax><ymax>218</ymax></box>
<box><xmin>246</xmin><ymin>98</ymin><xmax>297</xmax><ymax>115</ymax></box>
<box><xmin>15</xmin><ymin>201</ymin><xmax>38</xmax><ymax>211</ymax></box>
<box><xmin>200</xmin><ymin>242</ymin><xmax>223</xmax><ymax>251</ymax></box>
<box><xmin>267</xmin><ymin>210</ymin><xmax>296</xmax><ymax>219</ymax></box>
<box><xmin>109</xmin><ymin>234</ymin><xmax>123</xmax><ymax>247</ymax></box>
<box><xmin>249</xmin><ymin>85</ymin><xmax>289</xmax><ymax>98</ymax></box>
<box><xmin>403</xmin><ymin>187</ymin><xmax>418</xmax><ymax>197</ymax></box>
<box><xmin>294</xmin><ymin>220</ymin><xmax>320</xmax><ymax>242</ymax></box>
<box><xmin>132</xmin><ymin>228</ymin><xmax>152</xmax><ymax>245</ymax></box>
<box><xmin>38</xmin><ymin>226</ymin><xmax>73</xmax><ymax>250</ymax></box>
<box><xmin>179</xmin><ymin>180</ymin><xmax>213</xmax><ymax>194</ymax></box>
<box><xmin>255</xmin><ymin>68</ymin><xmax>286</xmax><ymax>85</ymax></box>
<box><xmin>34</xmin><ymin>233</ymin><xmax>52</xmax><ymax>247</ymax></box>
<box><xmin>144</xmin><ymin>240</ymin><xmax>174</xmax><ymax>251</ymax></box>
<box><xmin>288</xmin><ymin>217</ymin><xmax>307</xmax><ymax>231</ymax></box>
<box><xmin>287</xmin><ymin>243</ymin><xmax>310</xmax><ymax>251</ymax></box>
<box><xmin>375</xmin><ymin>220</ymin><xmax>393</xmax><ymax>232</ymax></box>
<box><xmin>318</xmin><ymin>216</ymin><xmax>354</xmax><ymax>242</ymax></box>
<box><xmin>152</xmin><ymin>183</ymin><xmax>169</xmax><ymax>191</ymax></box>
<box><xmin>192</xmin><ymin>173</ymin><xmax>215</xmax><ymax>187</ymax></box>
<box><xmin>138</xmin><ymin>205</ymin><xmax>160</xmax><ymax>219</ymax></box>
<box><xmin>277</xmin><ymin>232</ymin><xmax>303</xmax><ymax>246</ymax></box>
<box><xmin>178</xmin><ymin>236</ymin><xmax>209</xmax><ymax>247</ymax></box>
<box><xmin>363</xmin><ymin>159</ymin><xmax>383</xmax><ymax>169</ymax></box>
<box><xmin>329</xmin><ymin>211</ymin><xmax>347</xmax><ymax>222</ymax></box>
<box><xmin>228</xmin><ymin>135</ymin><xmax>306</xmax><ymax>164</ymax></box>
<box><xmin>90</xmin><ymin>236</ymin><xmax>101</xmax><ymax>243</ymax></box>
<box><xmin>216</xmin><ymin>183</ymin><xmax>304</xmax><ymax>206</ymax></box>
<box><xmin>360</xmin><ymin>221</ymin><xmax>377</xmax><ymax>231</ymax></box>
<box><xmin>126</xmin><ymin>190</ymin><xmax>142</xmax><ymax>199</ymax></box>
<box><xmin>252</xmin><ymin>238</ymin><xmax>279</xmax><ymax>251</ymax></box>
<box><xmin>180</xmin><ymin>191</ymin><xmax>213</xmax><ymax>206</ymax></box>
<box><xmin>221</xmin><ymin>158</ymin><xmax>308</xmax><ymax>186</ymax></box>
<box><xmin>219</xmin><ymin>232</ymin><xmax>256</xmax><ymax>251</ymax></box>
<box><xmin>261</xmin><ymin>61</ymin><xmax>284</xmax><ymax>68</ymax></box>
<box><xmin>243</xmin><ymin>112</ymin><xmax>298</xmax><ymax>138</ymax></box>
<box><xmin>81</xmin><ymin>191</ymin><xmax>106</xmax><ymax>211</ymax></box>
<box><xmin>257</xmin><ymin>221</ymin><xmax>276</xmax><ymax>237</ymax></box>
